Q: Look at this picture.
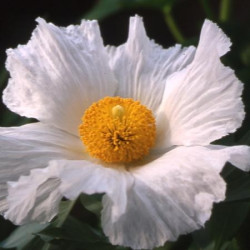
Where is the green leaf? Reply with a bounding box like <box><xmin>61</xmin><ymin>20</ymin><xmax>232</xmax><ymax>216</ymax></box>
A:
<box><xmin>52</xmin><ymin>200</ymin><xmax>76</xmax><ymax>227</ymax></box>
<box><xmin>154</xmin><ymin>235</ymin><xmax>192</xmax><ymax>250</ymax></box>
<box><xmin>21</xmin><ymin>237</ymin><xmax>50</xmax><ymax>250</ymax></box>
<box><xmin>223</xmin><ymin>239</ymin><xmax>240</xmax><ymax>250</ymax></box>
<box><xmin>80</xmin><ymin>193</ymin><xmax>103</xmax><ymax>217</ymax></box>
<box><xmin>38</xmin><ymin>216</ymin><xmax>119</xmax><ymax>250</ymax></box>
<box><xmin>188</xmin><ymin>241</ymin><xmax>216</xmax><ymax>250</ymax></box>
<box><xmin>224</xmin><ymin>166</ymin><xmax>250</xmax><ymax>202</ymax></box>
<box><xmin>38</xmin><ymin>215</ymin><xmax>103</xmax><ymax>242</ymax></box>
<box><xmin>28</xmin><ymin>200</ymin><xmax>77</xmax><ymax>246</ymax></box>
<box><xmin>62</xmin><ymin>215</ymin><xmax>102</xmax><ymax>242</ymax></box>
<box><xmin>84</xmin><ymin>0</ymin><xmax>179</xmax><ymax>21</ymax></box>
<box><xmin>189</xmin><ymin>238</ymin><xmax>239</xmax><ymax>250</ymax></box>
<box><xmin>193</xmin><ymin>202</ymin><xmax>250</xmax><ymax>250</ymax></box>
<box><xmin>0</xmin><ymin>223</ymin><xmax>48</xmax><ymax>249</ymax></box>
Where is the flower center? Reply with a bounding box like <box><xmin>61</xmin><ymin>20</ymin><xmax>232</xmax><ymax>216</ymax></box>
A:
<box><xmin>79</xmin><ymin>97</ymin><xmax>156</xmax><ymax>163</ymax></box>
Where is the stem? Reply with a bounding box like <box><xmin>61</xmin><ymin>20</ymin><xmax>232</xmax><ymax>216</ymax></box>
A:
<box><xmin>220</xmin><ymin>0</ymin><xmax>232</xmax><ymax>22</ymax></box>
<box><xmin>163</xmin><ymin>6</ymin><xmax>185</xmax><ymax>43</ymax></box>
<box><xmin>199</xmin><ymin>0</ymin><xmax>215</xmax><ymax>20</ymax></box>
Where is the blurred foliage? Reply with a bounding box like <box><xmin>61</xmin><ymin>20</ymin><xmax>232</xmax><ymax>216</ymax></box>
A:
<box><xmin>84</xmin><ymin>0</ymin><xmax>178</xmax><ymax>20</ymax></box>
<box><xmin>1</xmin><ymin>0</ymin><xmax>250</xmax><ymax>249</ymax></box>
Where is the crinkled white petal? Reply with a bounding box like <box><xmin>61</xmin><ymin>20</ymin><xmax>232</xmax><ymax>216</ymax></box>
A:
<box><xmin>102</xmin><ymin>146</ymin><xmax>229</xmax><ymax>249</ymax></box>
<box><xmin>5</xmin><ymin>167</ymin><xmax>62</xmax><ymax>225</ymax></box>
<box><xmin>107</xmin><ymin>15</ymin><xmax>195</xmax><ymax>113</ymax></box>
<box><xmin>156</xmin><ymin>19</ymin><xmax>244</xmax><ymax>148</ymax></box>
<box><xmin>3</xmin><ymin>144</ymin><xmax>249</xmax><ymax>247</ymax></box>
<box><xmin>3</xmin><ymin>18</ymin><xmax>117</xmax><ymax>135</ymax></box>
<box><xmin>4</xmin><ymin>160</ymin><xmax>133</xmax><ymax>225</ymax></box>
<box><xmin>206</xmin><ymin>145</ymin><xmax>250</xmax><ymax>172</ymax></box>
<box><xmin>0</xmin><ymin>123</ymin><xmax>84</xmax><ymax>213</ymax></box>
<box><xmin>55</xmin><ymin>160</ymin><xmax>133</xmax><ymax>222</ymax></box>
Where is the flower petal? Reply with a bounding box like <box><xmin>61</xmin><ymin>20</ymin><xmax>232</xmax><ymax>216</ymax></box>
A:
<box><xmin>156</xmin><ymin>20</ymin><xmax>244</xmax><ymax>148</ymax></box>
<box><xmin>55</xmin><ymin>160</ymin><xmax>133</xmax><ymax>222</ymax></box>
<box><xmin>3</xmin><ymin>18</ymin><xmax>117</xmax><ymax>135</ymax></box>
<box><xmin>102</xmin><ymin>146</ymin><xmax>228</xmax><ymax>249</ymax></box>
<box><xmin>0</xmin><ymin>123</ymin><xmax>84</xmax><ymax>213</ymax></box>
<box><xmin>4</xmin><ymin>167</ymin><xmax>62</xmax><ymax>225</ymax></box>
<box><xmin>4</xmin><ymin>145</ymin><xmax>248</xmax><ymax>246</ymax></box>
<box><xmin>207</xmin><ymin>145</ymin><xmax>250</xmax><ymax>172</ymax></box>
<box><xmin>107</xmin><ymin>16</ymin><xmax>195</xmax><ymax>113</ymax></box>
<box><xmin>4</xmin><ymin>159</ymin><xmax>133</xmax><ymax>225</ymax></box>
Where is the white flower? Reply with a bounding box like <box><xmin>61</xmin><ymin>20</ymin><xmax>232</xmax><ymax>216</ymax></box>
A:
<box><xmin>0</xmin><ymin>15</ymin><xmax>250</xmax><ymax>249</ymax></box>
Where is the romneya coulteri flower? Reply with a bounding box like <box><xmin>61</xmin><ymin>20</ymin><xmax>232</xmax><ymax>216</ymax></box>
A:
<box><xmin>0</xmin><ymin>15</ymin><xmax>250</xmax><ymax>249</ymax></box>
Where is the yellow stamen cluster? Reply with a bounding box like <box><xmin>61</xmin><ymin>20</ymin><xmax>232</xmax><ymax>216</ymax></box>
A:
<box><xmin>79</xmin><ymin>97</ymin><xmax>156</xmax><ymax>163</ymax></box>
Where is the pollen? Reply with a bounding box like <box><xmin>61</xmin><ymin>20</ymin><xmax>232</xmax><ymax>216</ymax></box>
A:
<box><xmin>79</xmin><ymin>97</ymin><xmax>156</xmax><ymax>163</ymax></box>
